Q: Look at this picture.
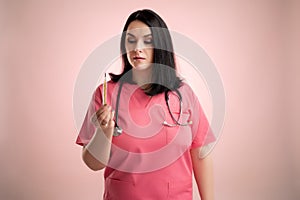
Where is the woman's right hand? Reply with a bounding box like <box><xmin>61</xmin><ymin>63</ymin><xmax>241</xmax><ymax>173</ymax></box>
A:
<box><xmin>91</xmin><ymin>105</ymin><xmax>115</xmax><ymax>137</ymax></box>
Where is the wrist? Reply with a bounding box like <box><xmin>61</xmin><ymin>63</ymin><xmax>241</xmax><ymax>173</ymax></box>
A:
<box><xmin>85</xmin><ymin>128</ymin><xmax>113</xmax><ymax>165</ymax></box>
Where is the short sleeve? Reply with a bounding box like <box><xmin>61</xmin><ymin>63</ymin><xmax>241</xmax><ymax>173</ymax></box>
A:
<box><xmin>186</xmin><ymin>86</ymin><xmax>216</xmax><ymax>149</ymax></box>
<box><xmin>75</xmin><ymin>86</ymin><xmax>102</xmax><ymax>146</ymax></box>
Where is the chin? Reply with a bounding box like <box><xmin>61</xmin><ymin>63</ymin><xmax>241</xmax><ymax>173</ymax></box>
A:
<box><xmin>132</xmin><ymin>64</ymin><xmax>152</xmax><ymax>71</ymax></box>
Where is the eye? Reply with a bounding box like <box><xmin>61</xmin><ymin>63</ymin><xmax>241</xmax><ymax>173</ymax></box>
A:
<box><xmin>144</xmin><ymin>39</ymin><xmax>153</xmax><ymax>44</ymax></box>
<box><xmin>127</xmin><ymin>38</ymin><xmax>136</xmax><ymax>43</ymax></box>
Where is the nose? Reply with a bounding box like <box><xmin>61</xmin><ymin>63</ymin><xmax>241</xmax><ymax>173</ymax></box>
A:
<box><xmin>134</xmin><ymin>40</ymin><xmax>145</xmax><ymax>52</ymax></box>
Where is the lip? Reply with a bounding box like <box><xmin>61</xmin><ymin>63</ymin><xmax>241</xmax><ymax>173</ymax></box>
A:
<box><xmin>133</xmin><ymin>56</ymin><xmax>145</xmax><ymax>60</ymax></box>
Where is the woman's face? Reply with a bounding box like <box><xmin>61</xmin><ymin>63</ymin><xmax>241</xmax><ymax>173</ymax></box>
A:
<box><xmin>125</xmin><ymin>20</ymin><xmax>154</xmax><ymax>71</ymax></box>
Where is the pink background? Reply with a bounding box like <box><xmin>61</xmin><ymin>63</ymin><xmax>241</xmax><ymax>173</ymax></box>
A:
<box><xmin>1</xmin><ymin>0</ymin><xmax>299</xmax><ymax>199</ymax></box>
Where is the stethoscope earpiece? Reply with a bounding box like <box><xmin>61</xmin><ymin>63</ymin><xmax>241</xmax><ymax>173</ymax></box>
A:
<box><xmin>162</xmin><ymin>120</ymin><xmax>193</xmax><ymax>127</ymax></box>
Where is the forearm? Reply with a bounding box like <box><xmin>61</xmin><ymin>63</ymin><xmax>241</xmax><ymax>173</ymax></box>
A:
<box><xmin>82</xmin><ymin>128</ymin><xmax>113</xmax><ymax>171</ymax></box>
<box><xmin>191</xmin><ymin>149</ymin><xmax>214</xmax><ymax>200</ymax></box>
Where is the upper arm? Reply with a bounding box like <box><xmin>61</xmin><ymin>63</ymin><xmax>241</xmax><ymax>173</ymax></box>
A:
<box><xmin>190</xmin><ymin>147</ymin><xmax>214</xmax><ymax>177</ymax></box>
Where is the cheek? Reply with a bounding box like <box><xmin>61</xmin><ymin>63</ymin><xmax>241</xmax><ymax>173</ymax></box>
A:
<box><xmin>125</xmin><ymin>45</ymin><xmax>131</xmax><ymax>54</ymax></box>
<box><xmin>146</xmin><ymin>49</ymin><xmax>154</xmax><ymax>61</ymax></box>
<box><xmin>126</xmin><ymin>46</ymin><xmax>133</xmax><ymax>54</ymax></box>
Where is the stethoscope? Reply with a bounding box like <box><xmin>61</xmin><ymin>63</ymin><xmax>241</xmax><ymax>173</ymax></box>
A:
<box><xmin>113</xmin><ymin>82</ymin><xmax>193</xmax><ymax>136</ymax></box>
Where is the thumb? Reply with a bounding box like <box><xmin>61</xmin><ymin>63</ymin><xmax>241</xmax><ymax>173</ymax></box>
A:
<box><xmin>108</xmin><ymin>111</ymin><xmax>115</xmax><ymax>128</ymax></box>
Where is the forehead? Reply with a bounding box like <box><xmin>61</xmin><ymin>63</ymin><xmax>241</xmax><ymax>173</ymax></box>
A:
<box><xmin>126</xmin><ymin>20</ymin><xmax>152</xmax><ymax>36</ymax></box>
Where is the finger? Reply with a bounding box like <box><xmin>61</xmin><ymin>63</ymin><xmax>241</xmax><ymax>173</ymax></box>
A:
<box><xmin>101</xmin><ymin>120</ymin><xmax>108</xmax><ymax>126</ymax></box>
<box><xmin>108</xmin><ymin>111</ymin><xmax>115</xmax><ymax>128</ymax></box>
<box><xmin>91</xmin><ymin>106</ymin><xmax>111</xmax><ymax>127</ymax></box>
<box><xmin>110</xmin><ymin>110</ymin><xmax>115</xmax><ymax>121</ymax></box>
<box><xmin>91</xmin><ymin>112</ymin><xmax>101</xmax><ymax>126</ymax></box>
<box><xmin>95</xmin><ymin>105</ymin><xmax>110</xmax><ymax>117</ymax></box>
<box><xmin>101</xmin><ymin>111</ymin><xmax>111</xmax><ymax>126</ymax></box>
<box><xmin>95</xmin><ymin>106</ymin><xmax>111</xmax><ymax>122</ymax></box>
<box><xmin>91</xmin><ymin>106</ymin><xmax>106</xmax><ymax>123</ymax></box>
<box><xmin>100</xmin><ymin>107</ymin><xmax>112</xmax><ymax>127</ymax></box>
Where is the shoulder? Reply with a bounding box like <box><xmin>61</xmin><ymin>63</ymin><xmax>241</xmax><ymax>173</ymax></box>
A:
<box><xmin>179</xmin><ymin>81</ymin><xmax>193</xmax><ymax>92</ymax></box>
<box><xmin>94</xmin><ymin>80</ymin><xmax>118</xmax><ymax>94</ymax></box>
<box><xmin>178</xmin><ymin>81</ymin><xmax>197</xmax><ymax>101</ymax></box>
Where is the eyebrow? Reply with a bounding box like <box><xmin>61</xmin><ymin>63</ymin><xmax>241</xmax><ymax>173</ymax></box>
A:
<box><xmin>126</xmin><ymin>33</ymin><xmax>152</xmax><ymax>37</ymax></box>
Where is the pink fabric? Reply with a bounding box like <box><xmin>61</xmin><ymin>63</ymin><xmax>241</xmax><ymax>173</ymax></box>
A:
<box><xmin>76</xmin><ymin>81</ymin><xmax>215</xmax><ymax>199</ymax></box>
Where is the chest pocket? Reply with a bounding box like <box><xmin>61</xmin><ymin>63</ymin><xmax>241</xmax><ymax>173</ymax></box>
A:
<box><xmin>164</xmin><ymin>93</ymin><xmax>192</xmax><ymax>147</ymax></box>
<box><xmin>163</xmin><ymin>93</ymin><xmax>193</xmax><ymax>148</ymax></box>
<box><xmin>165</xmin><ymin>111</ymin><xmax>192</xmax><ymax>147</ymax></box>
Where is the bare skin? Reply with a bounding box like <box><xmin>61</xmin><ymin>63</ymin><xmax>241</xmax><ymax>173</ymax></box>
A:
<box><xmin>82</xmin><ymin>105</ymin><xmax>115</xmax><ymax>171</ymax></box>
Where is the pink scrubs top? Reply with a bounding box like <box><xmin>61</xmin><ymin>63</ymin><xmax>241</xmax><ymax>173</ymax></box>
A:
<box><xmin>76</xmin><ymin>81</ymin><xmax>215</xmax><ymax>200</ymax></box>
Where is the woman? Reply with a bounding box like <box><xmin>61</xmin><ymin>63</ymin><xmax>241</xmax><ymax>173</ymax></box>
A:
<box><xmin>76</xmin><ymin>9</ymin><xmax>216</xmax><ymax>200</ymax></box>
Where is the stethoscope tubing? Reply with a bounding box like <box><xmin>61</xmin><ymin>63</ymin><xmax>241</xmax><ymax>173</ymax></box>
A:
<box><xmin>113</xmin><ymin>81</ymin><xmax>124</xmax><ymax>136</ymax></box>
<box><xmin>113</xmin><ymin>82</ymin><xmax>192</xmax><ymax>136</ymax></box>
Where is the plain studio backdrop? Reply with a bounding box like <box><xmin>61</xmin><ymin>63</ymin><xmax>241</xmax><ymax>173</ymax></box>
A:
<box><xmin>0</xmin><ymin>0</ymin><xmax>299</xmax><ymax>199</ymax></box>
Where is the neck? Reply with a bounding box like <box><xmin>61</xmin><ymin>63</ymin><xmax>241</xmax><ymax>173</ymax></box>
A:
<box><xmin>132</xmin><ymin>67</ymin><xmax>152</xmax><ymax>88</ymax></box>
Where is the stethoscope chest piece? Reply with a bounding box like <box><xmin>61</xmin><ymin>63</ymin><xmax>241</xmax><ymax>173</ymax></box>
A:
<box><xmin>113</xmin><ymin>126</ymin><xmax>122</xmax><ymax>136</ymax></box>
